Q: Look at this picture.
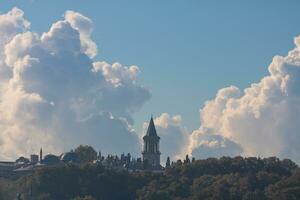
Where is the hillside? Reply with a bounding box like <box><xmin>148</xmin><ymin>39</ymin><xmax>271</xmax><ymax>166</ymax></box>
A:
<box><xmin>1</xmin><ymin>156</ymin><xmax>299</xmax><ymax>200</ymax></box>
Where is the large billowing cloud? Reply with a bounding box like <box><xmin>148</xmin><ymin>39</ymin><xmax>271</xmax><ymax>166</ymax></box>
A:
<box><xmin>0</xmin><ymin>8</ymin><xmax>150</xmax><ymax>159</ymax></box>
<box><xmin>2</xmin><ymin>7</ymin><xmax>300</xmax><ymax>164</ymax></box>
<box><xmin>187</xmin><ymin>35</ymin><xmax>300</xmax><ymax>163</ymax></box>
<box><xmin>147</xmin><ymin>35</ymin><xmax>300</xmax><ymax>164</ymax></box>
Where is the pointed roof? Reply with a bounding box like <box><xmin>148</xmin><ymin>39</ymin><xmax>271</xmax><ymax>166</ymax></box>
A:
<box><xmin>146</xmin><ymin>116</ymin><xmax>158</xmax><ymax>137</ymax></box>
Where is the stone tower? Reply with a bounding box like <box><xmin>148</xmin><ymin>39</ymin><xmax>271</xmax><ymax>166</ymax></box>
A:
<box><xmin>142</xmin><ymin>116</ymin><xmax>161</xmax><ymax>169</ymax></box>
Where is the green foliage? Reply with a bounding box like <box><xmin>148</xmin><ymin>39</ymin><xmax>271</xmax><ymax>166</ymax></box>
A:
<box><xmin>138</xmin><ymin>156</ymin><xmax>298</xmax><ymax>200</ymax></box>
<box><xmin>35</xmin><ymin>193</ymin><xmax>52</xmax><ymax>200</ymax></box>
<box><xmin>72</xmin><ymin>195</ymin><xmax>96</xmax><ymax>200</ymax></box>
<box><xmin>12</xmin><ymin>164</ymin><xmax>143</xmax><ymax>200</ymax></box>
<box><xmin>1</xmin><ymin>156</ymin><xmax>299</xmax><ymax>200</ymax></box>
<box><xmin>74</xmin><ymin>145</ymin><xmax>97</xmax><ymax>163</ymax></box>
<box><xmin>265</xmin><ymin>168</ymin><xmax>300</xmax><ymax>200</ymax></box>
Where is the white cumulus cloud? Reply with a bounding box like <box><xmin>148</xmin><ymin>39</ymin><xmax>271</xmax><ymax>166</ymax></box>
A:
<box><xmin>149</xmin><ymin>35</ymin><xmax>300</xmax><ymax>164</ymax></box>
<box><xmin>0</xmin><ymin>8</ymin><xmax>150</xmax><ymax>159</ymax></box>
<box><xmin>187</xmin><ymin>35</ymin><xmax>300</xmax><ymax>163</ymax></box>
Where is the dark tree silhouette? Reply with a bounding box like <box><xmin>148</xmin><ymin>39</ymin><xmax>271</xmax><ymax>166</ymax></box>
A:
<box><xmin>74</xmin><ymin>145</ymin><xmax>97</xmax><ymax>163</ymax></box>
<box><xmin>166</xmin><ymin>157</ymin><xmax>171</xmax><ymax>168</ymax></box>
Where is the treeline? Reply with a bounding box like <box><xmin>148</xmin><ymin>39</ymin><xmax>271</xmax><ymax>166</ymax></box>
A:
<box><xmin>143</xmin><ymin>156</ymin><xmax>299</xmax><ymax>200</ymax></box>
<box><xmin>1</xmin><ymin>156</ymin><xmax>299</xmax><ymax>200</ymax></box>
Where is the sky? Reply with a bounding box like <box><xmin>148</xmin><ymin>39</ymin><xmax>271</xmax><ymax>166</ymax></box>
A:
<box><xmin>1</xmin><ymin>1</ymin><xmax>300</xmax><ymax>163</ymax></box>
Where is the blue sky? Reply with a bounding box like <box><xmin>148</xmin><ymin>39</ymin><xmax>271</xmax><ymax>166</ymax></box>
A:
<box><xmin>1</xmin><ymin>0</ymin><xmax>300</xmax><ymax>134</ymax></box>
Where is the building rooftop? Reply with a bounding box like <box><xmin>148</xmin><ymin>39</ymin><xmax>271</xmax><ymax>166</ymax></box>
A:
<box><xmin>145</xmin><ymin>116</ymin><xmax>159</xmax><ymax>138</ymax></box>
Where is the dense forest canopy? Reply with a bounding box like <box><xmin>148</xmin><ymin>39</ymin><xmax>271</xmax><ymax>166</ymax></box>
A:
<box><xmin>0</xmin><ymin>156</ymin><xmax>299</xmax><ymax>200</ymax></box>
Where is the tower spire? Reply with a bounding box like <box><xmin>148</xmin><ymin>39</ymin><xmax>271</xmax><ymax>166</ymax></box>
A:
<box><xmin>146</xmin><ymin>116</ymin><xmax>158</xmax><ymax>137</ymax></box>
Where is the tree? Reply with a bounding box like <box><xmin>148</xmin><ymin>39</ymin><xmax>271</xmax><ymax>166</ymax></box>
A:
<box><xmin>184</xmin><ymin>154</ymin><xmax>190</xmax><ymax>164</ymax></box>
<box><xmin>176</xmin><ymin>159</ymin><xmax>183</xmax><ymax>166</ymax></box>
<box><xmin>166</xmin><ymin>157</ymin><xmax>171</xmax><ymax>168</ymax></box>
<box><xmin>16</xmin><ymin>156</ymin><xmax>30</xmax><ymax>164</ymax></box>
<box><xmin>74</xmin><ymin>145</ymin><xmax>97</xmax><ymax>163</ymax></box>
<box><xmin>192</xmin><ymin>157</ymin><xmax>195</xmax><ymax>163</ymax></box>
<box><xmin>36</xmin><ymin>193</ymin><xmax>52</xmax><ymax>200</ymax></box>
<box><xmin>72</xmin><ymin>195</ymin><xmax>96</xmax><ymax>200</ymax></box>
